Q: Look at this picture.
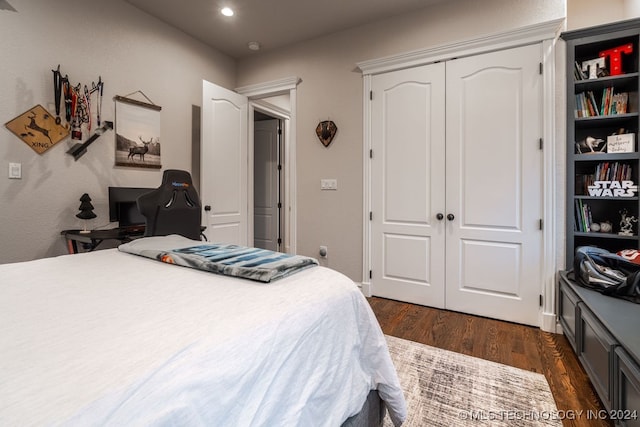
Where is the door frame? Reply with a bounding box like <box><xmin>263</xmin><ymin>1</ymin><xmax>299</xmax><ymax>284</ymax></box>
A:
<box><xmin>358</xmin><ymin>19</ymin><xmax>563</xmax><ymax>332</ymax></box>
<box><xmin>237</xmin><ymin>77</ymin><xmax>300</xmax><ymax>255</ymax></box>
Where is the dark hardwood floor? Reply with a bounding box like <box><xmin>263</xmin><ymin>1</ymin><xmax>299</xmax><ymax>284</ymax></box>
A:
<box><xmin>367</xmin><ymin>297</ymin><xmax>613</xmax><ymax>427</ymax></box>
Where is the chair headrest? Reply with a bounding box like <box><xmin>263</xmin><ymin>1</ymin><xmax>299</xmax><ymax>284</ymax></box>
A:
<box><xmin>136</xmin><ymin>169</ymin><xmax>202</xmax><ymax>240</ymax></box>
<box><xmin>160</xmin><ymin>169</ymin><xmax>194</xmax><ymax>190</ymax></box>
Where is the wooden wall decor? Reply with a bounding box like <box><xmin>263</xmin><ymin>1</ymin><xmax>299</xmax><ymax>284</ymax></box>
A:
<box><xmin>5</xmin><ymin>104</ymin><xmax>70</xmax><ymax>154</ymax></box>
<box><xmin>315</xmin><ymin>120</ymin><xmax>337</xmax><ymax>147</ymax></box>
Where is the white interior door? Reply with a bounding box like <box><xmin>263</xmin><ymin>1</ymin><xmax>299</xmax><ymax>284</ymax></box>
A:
<box><xmin>370</xmin><ymin>62</ymin><xmax>446</xmax><ymax>308</ymax></box>
<box><xmin>201</xmin><ymin>80</ymin><xmax>248</xmax><ymax>245</ymax></box>
<box><xmin>254</xmin><ymin>119</ymin><xmax>280</xmax><ymax>251</ymax></box>
<box><xmin>445</xmin><ymin>44</ymin><xmax>543</xmax><ymax>325</ymax></box>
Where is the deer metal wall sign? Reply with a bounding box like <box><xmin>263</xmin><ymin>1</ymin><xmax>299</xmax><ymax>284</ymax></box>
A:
<box><xmin>5</xmin><ymin>104</ymin><xmax>70</xmax><ymax>154</ymax></box>
<box><xmin>114</xmin><ymin>94</ymin><xmax>162</xmax><ymax>169</ymax></box>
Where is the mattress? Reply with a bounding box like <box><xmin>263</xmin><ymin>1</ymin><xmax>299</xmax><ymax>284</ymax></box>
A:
<box><xmin>0</xmin><ymin>239</ymin><xmax>406</xmax><ymax>426</ymax></box>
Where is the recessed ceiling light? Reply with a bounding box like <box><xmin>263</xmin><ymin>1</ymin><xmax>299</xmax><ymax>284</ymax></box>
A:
<box><xmin>221</xmin><ymin>7</ymin><xmax>234</xmax><ymax>17</ymax></box>
<box><xmin>247</xmin><ymin>41</ymin><xmax>261</xmax><ymax>51</ymax></box>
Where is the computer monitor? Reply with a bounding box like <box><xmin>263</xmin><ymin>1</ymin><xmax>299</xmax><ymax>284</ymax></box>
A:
<box><xmin>108</xmin><ymin>187</ymin><xmax>154</xmax><ymax>226</ymax></box>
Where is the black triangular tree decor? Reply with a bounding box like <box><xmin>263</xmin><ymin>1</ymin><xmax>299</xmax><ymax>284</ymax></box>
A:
<box><xmin>76</xmin><ymin>193</ymin><xmax>97</xmax><ymax>220</ymax></box>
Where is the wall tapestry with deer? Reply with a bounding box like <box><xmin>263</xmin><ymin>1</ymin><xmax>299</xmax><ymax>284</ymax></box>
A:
<box><xmin>114</xmin><ymin>96</ymin><xmax>162</xmax><ymax>169</ymax></box>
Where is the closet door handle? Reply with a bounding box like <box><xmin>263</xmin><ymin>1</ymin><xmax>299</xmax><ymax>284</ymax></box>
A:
<box><xmin>204</xmin><ymin>205</ymin><xmax>211</xmax><ymax>212</ymax></box>
<box><xmin>436</xmin><ymin>213</ymin><xmax>444</xmax><ymax>220</ymax></box>
<box><xmin>447</xmin><ymin>214</ymin><xmax>455</xmax><ymax>221</ymax></box>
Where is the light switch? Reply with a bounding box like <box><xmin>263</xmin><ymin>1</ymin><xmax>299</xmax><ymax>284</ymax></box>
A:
<box><xmin>9</xmin><ymin>162</ymin><xmax>21</xmax><ymax>179</ymax></box>
<box><xmin>321</xmin><ymin>179</ymin><xmax>337</xmax><ymax>190</ymax></box>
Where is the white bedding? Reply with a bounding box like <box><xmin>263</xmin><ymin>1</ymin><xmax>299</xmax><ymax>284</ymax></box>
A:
<box><xmin>0</xmin><ymin>239</ymin><xmax>406</xmax><ymax>426</ymax></box>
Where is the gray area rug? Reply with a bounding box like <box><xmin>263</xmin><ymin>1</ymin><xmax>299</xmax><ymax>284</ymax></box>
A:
<box><xmin>384</xmin><ymin>335</ymin><xmax>562</xmax><ymax>426</ymax></box>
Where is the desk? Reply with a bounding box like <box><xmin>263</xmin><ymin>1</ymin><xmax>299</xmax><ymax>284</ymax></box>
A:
<box><xmin>61</xmin><ymin>227</ymin><xmax>145</xmax><ymax>254</ymax></box>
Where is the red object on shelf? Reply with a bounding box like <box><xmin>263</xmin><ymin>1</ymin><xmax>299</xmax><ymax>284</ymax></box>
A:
<box><xmin>599</xmin><ymin>43</ymin><xmax>633</xmax><ymax>75</ymax></box>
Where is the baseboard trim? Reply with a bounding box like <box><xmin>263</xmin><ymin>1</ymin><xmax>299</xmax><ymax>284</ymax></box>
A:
<box><xmin>359</xmin><ymin>281</ymin><xmax>372</xmax><ymax>297</ymax></box>
<box><xmin>541</xmin><ymin>312</ymin><xmax>561</xmax><ymax>333</ymax></box>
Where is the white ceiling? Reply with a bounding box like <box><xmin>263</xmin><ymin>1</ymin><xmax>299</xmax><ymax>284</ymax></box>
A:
<box><xmin>125</xmin><ymin>0</ymin><xmax>447</xmax><ymax>59</ymax></box>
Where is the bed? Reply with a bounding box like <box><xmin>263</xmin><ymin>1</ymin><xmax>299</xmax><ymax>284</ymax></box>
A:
<box><xmin>0</xmin><ymin>236</ymin><xmax>406</xmax><ymax>426</ymax></box>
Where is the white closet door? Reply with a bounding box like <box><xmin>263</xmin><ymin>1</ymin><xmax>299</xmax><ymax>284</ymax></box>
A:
<box><xmin>445</xmin><ymin>43</ymin><xmax>543</xmax><ymax>325</ymax></box>
<box><xmin>371</xmin><ymin>62</ymin><xmax>446</xmax><ymax>308</ymax></box>
<box><xmin>201</xmin><ymin>80</ymin><xmax>248</xmax><ymax>245</ymax></box>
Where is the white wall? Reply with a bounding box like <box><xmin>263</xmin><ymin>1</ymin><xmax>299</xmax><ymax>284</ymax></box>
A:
<box><xmin>626</xmin><ymin>0</ymin><xmax>640</xmax><ymax>18</ymax></box>
<box><xmin>567</xmin><ymin>0</ymin><xmax>640</xmax><ymax>30</ymax></box>
<box><xmin>237</xmin><ymin>0</ymin><xmax>566</xmax><ymax>281</ymax></box>
<box><xmin>0</xmin><ymin>0</ymin><xmax>235</xmax><ymax>263</ymax></box>
<box><xmin>4</xmin><ymin>0</ymin><xmax>636</xmax><ymax>277</ymax></box>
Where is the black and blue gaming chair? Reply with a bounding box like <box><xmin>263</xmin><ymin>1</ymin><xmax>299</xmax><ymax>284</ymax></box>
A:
<box><xmin>137</xmin><ymin>169</ymin><xmax>202</xmax><ymax>240</ymax></box>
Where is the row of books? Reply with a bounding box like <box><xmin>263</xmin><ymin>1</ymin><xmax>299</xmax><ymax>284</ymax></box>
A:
<box><xmin>574</xmin><ymin>199</ymin><xmax>594</xmax><ymax>232</ymax></box>
<box><xmin>575</xmin><ymin>89</ymin><xmax>629</xmax><ymax>117</ymax></box>
<box><xmin>575</xmin><ymin>162</ymin><xmax>633</xmax><ymax>194</ymax></box>
<box><xmin>594</xmin><ymin>161</ymin><xmax>633</xmax><ymax>182</ymax></box>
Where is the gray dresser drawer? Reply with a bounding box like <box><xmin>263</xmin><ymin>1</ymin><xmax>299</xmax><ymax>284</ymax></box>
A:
<box><xmin>615</xmin><ymin>347</ymin><xmax>640</xmax><ymax>426</ymax></box>
<box><xmin>579</xmin><ymin>303</ymin><xmax>618</xmax><ymax>411</ymax></box>
<box><xmin>559</xmin><ymin>278</ymin><xmax>580</xmax><ymax>351</ymax></box>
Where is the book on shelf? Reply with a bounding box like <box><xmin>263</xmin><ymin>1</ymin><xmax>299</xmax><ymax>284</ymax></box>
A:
<box><xmin>575</xmin><ymin>199</ymin><xmax>592</xmax><ymax>232</ymax></box>
<box><xmin>574</xmin><ymin>61</ymin><xmax>586</xmax><ymax>81</ymax></box>
<box><xmin>575</xmin><ymin>92</ymin><xmax>599</xmax><ymax>117</ymax></box>
<box><xmin>575</xmin><ymin>173</ymin><xmax>594</xmax><ymax>195</ymax></box>
<box><xmin>593</xmin><ymin>161</ymin><xmax>632</xmax><ymax>182</ymax></box>
<box><xmin>574</xmin><ymin>87</ymin><xmax>629</xmax><ymax>117</ymax></box>
<box><xmin>576</xmin><ymin>162</ymin><xmax>634</xmax><ymax>196</ymax></box>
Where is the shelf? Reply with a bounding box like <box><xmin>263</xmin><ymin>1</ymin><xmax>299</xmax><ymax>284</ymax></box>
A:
<box><xmin>574</xmin><ymin>196</ymin><xmax>639</xmax><ymax>201</ymax></box>
<box><xmin>562</xmin><ymin>20</ymin><xmax>640</xmax><ymax>267</ymax></box>
<box><xmin>574</xmin><ymin>72</ymin><xmax>639</xmax><ymax>89</ymax></box>
<box><xmin>574</xmin><ymin>231</ymin><xmax>637</xmax><ymax>240</ymax></box>
<box><xmin>575</xmin><ymin>112</ymin><xmax>638</xmax><ymax>123</ymax></box>
<box><xmin>552</xmin><ymin>20</ymin><xmax>640</xmax><ymax>413</ymax></box>
<box><xmin>574</xmin><ymin>152</ymin><xmax>640</xmax><ymax>161</ymax></box>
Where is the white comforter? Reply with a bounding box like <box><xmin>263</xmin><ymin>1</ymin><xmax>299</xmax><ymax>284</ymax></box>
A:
<box><xmin>0</xmin><ymin>243</ymin><xmax>406</xmax><ymax>426</ymax></box>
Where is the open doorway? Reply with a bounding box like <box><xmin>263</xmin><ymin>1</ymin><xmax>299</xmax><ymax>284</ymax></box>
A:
<box><xmin>238</xmin><ymin>77</ymin><xmax>300</xmax><ymax>255</ymax></box>
<box><xmin>253</xmin><ymin>111</ymin><xmax>283</xmax><ymax>251</ymax></box>
<box><xmin>198</xmin><ymin>77</ymin><xmax>299</xmax><ymax>252</ymax></box>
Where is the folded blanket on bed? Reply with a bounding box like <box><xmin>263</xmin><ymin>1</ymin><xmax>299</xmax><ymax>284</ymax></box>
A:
<box><xmin>119</xmin><ymin>235</ymin><xmax>318</xmax><ymax>282</ymax></box>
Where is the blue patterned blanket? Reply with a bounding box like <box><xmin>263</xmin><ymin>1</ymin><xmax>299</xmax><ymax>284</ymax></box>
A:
<box><xmin>119</xmin><ymin>236</ymin><xmax>318</xmax><ymax>283</ymax></box>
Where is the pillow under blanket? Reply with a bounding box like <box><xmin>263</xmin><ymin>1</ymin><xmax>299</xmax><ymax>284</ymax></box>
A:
<box><xmin>119</xmin><ymin>235</ymin><xmax>318</xmax><ymax>283</ymax></box>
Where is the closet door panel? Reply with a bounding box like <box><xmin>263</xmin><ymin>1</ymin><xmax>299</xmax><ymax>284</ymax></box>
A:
<box><xmin>371</xmin><ymin>63</ymin><xmax>446</xmax><ymax>308</ymax></box>
<box><xmin>445</xmin><ymin>43</ymin><xmax>543</xmax><ymax>326</ymax></box>
<box><xmin>384</xmin><ymin>84</ymin><xmax>430</xmax><ymax>224</ymax></box>
<box><xmin>460</xmin><ymin>68</ymin><xmax>521</xmax><ymax>228</ymax></box>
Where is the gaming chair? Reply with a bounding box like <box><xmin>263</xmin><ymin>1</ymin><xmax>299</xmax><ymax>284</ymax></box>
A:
<box><xmin>137</xmin><ymin>169</ymin><xmax>202</xmax><ymax>240</ymax></box>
